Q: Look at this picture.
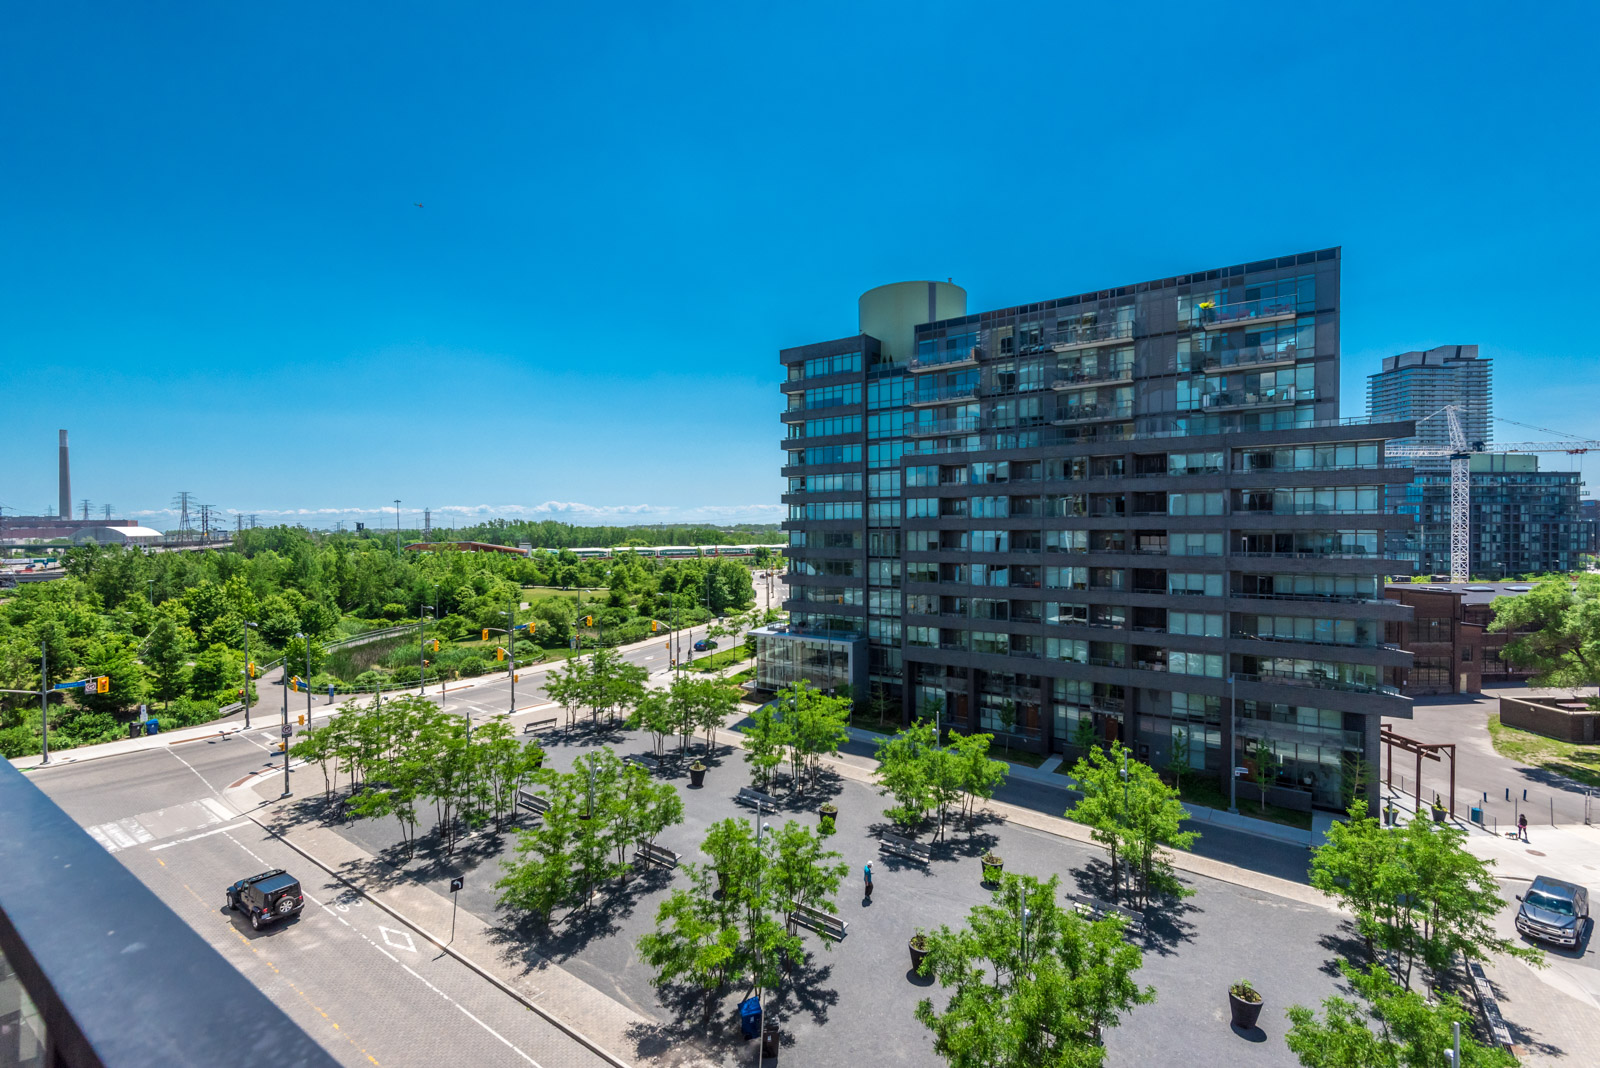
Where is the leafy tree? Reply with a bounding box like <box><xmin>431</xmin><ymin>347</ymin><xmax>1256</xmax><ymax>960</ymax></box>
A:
<box><xmin>741</xmin><ymin>701</ymin><xmax>790</xmax><ymax>791</ymax></box>
<box><xmin>767</xmin><ymin>820</ymin><xmax>847</xmax><ymax>934</ymax></box>
<box><xmin>778</xmin><ymin>680</ymin><xmax>850</xmax><ymax>792</ymax></box>
<box><xmin>1310</xmin><ymin>801</ymin><xmax>1543</xmax><ymax>988</ymax></box>
<box><xmin>873</xmin><ymin>719</ymin><xmax>938</xmax><ymax>831</ymax></box>
<box><xmin>688</xmin><ymin>675</ymin><xmax>737</xmax><ymax>754</ymax></box>
<box><xmin>1065</xmin><ymin>741</ymin><xmax>1197</xmax><ymax>907</ymax></box>
<box><xmin>496</xmin><ymin>780</ymin><xmax>581</xmax><ymax>925</ymax></box>
<box><xmin>544</xmin><ymin>655</ymin><xmax>591</xmax><ymax>729</ymax></box>
<box><xmin>637</xmin><ymin>862</ymin><xmax>742</xmax><ymax>1024</ymax></box>
<box><xmin>144</xmin><ymin>605</ymin><xmax>192</xmax><ymax>705</ymax></box>
<box><xmin>1488</xmin><ymin>572</ymin><xmax>1600</xmax><ymax>691</ymax></box>
<box><xmin>629</xmin><ymin>689</ymin><xmax>676</xmax><ymax>758</ymax></box>
<box><xmin>925</xmin><ymin>743</ymin><xmax>966</xmax><ymax>842</ymax></box>
<box><xmin>474</xmin><ymin>719</ymin><xmax>543</xmax><ymax>833</ymax></box>
<box><xmin>915</xmin><ymin>872</ymin><xmax>1154</xmax><ymax>1067</ymax></box>
<box><xmin>1286</xmin><ymin>961</ymin><xmax>1518</xmax><ymax>1068</ymax></box>
<box><xmin>1072</xmin><ymin>714</ymin><xmax>1099</xmax><ymax>755</ymax></box>
<box><xmin>997</xmin><ymin>699</ymin><xmax>1017</xmax><ymax>754</ymax></box>
<box><xmin>1248</xmin><ymin>737</ymin><xmax>1279</xmax><ymax>814</ymax></box>
<box><xmin>949</xmin><ymin>731</ymin><xmax>1008</xmax><ymax>826</ymax></box>
<box><xmin>1166</xmin><ymin>726</ymin><xmax>1192</xmax><ymax>798</ymax></box>
<box><xmin>1340</xmin><ymin>752</ymin><xmax>1372</xmax><ymax>811</ymax></box>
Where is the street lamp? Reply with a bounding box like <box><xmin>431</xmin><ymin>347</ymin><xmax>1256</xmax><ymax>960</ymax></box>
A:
<box><xmin>419</xmin><ymin>605</ymin><xmax>434</xmax><ymax>696</ymax></box>
<box><xmin>1228</xmin><ymin>674</ymin><xmax>1239</xmax><ymax>814</ymax></box>
<box><xmin>242</xmin><ymin>622</ymin><xmax>257</xmax><ymax>729</ymax></box>
<box><xmin>754</xmin><ymin>812</ymin><xmax>773</xmax><ymax>1068</ymax></box>
<box><xmin>1119</xmin><ymin>750</ymin><xmax>1130</xmax><ymax>901</ymax></box>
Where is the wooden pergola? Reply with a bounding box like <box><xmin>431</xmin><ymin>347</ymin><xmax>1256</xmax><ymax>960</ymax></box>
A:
<box><xmin>1380</xmin><ymin>725</ymin><xmax>1457</xmax><ymax>817</ymax></box>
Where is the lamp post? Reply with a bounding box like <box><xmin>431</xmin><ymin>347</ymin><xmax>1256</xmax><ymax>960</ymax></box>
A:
<box><xmin>1119</xmin><ymin>750</ymin><xmax>1130</xmax><ymax>902</ymax></box>
<box><xmin>419</xmin><ymin>605</ymin><xmax>433</xmax><ymax>696</ymax></box>
<box><xmin>281</xmin><ymin>633</ymin><xmax>301</xmax><ymax>798</ymax></box>
<box><xmin>242</xmin><ymin>622</ymin><xmax>257</xmax><ymax>729</ymax></box>
<box><xmin>754</xmin><ymin>810</ymin><xmax>772</xmax><ymax>1068</ymax></box>
<box><xmin>1228</xmin><ymin>674</ymin><xmax>1239</xmax><ymax>814</ymax></box>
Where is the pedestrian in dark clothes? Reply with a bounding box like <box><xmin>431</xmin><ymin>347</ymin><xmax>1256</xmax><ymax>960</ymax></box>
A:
<box><xmin>1518</xmin><ymin>813</ymin><xmax>1529</xmax><ymax>842</ymax></box>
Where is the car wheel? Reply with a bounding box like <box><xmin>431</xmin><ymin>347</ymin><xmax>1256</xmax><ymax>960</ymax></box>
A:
<box><xmin>250</xmin><ymin>912</ymin><xmax>262</xmax><ymax>931</ymax></box>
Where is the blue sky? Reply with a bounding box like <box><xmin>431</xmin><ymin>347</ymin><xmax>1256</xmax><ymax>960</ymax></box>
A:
<box><xmin>3</xmin><ymin>2</ymin><xmax>1597</xmax><ymax>529</ymax></box>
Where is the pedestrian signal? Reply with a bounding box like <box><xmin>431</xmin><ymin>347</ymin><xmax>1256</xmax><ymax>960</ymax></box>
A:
<box><xmin>96</xmin><ymin>675</ymin><xmax>110</xmax><ymax>694</ymax></box>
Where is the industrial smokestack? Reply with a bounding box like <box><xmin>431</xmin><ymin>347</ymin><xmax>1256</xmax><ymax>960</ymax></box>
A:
<box><xmin>58</xmin><ymin>430</ymin><xmax>71</xmax><ymax>520</ymax></box>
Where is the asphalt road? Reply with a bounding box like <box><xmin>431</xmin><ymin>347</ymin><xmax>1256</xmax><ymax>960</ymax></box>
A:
<box><xmin>31</xmin><ymin>733</ymin><xmax>610</xmax><ymax>1068</ymax></box>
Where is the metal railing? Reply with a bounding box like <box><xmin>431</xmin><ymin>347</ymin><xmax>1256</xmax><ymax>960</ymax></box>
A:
<box><xmin>1196</xmin><ymin>297</ymin><xmax>1304</xmax><ymax>329</ymax></box>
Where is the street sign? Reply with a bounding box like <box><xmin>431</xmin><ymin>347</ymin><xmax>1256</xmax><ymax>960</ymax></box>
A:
<box><xmin>449</xmin><ymin>876</ymin><xmax>464</xmax><ymax>893</ymax></box>
<box><xmin>281</xmin><ymin>725</ymin><xmax>293</xmax><ymax>737</ymax></box>
<box><xmin>138</xmin><ymin>704</ymin><xmax>148</xmax><ymax>723</ymax></box>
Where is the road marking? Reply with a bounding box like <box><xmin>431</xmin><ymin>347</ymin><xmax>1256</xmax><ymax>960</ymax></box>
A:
<box><xmin>98</xmin><ymin>822</ymin><xmax>139</xmax><ymax>849</ymax></box>
<box><xmin>379</xmin><ymin>926</ymin><xmax>417</xmax><ymax>953</ymax></box>
<box><xmin>85</xmin><ymin>825</ymin><xmax>118</xmax><ymax>851</ymax></box>
<box><xmin>149</xmin><ymin>821</ymin><xmax>253</xmax><ymax>851</ymax></box>
<box><xmin>200</xmin><ymin>797</ymin><xmax>235</xmax><ymax>822</ymax></box>
<box><xmin>120</xmin><ymin>819</ymin><xmax>156</xmax><ymax>844</ymax></box>
<box><xmin>400</xmin><ymin>965</ymin><xmax>543</xmax><ymax>1068</ymax></box>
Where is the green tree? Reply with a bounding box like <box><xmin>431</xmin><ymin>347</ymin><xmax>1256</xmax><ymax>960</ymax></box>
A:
<box><xmin>1166</xmin><ymin>726</ymin><xmax>1192</xmax><ymax>798</ymax></box>
<box><xmin>949</xmin><ymin>731</ymin><xmax>1009</xmax><ymax>827</ymax></box>
<box><xmin>873</xmin><ymin>719</ymin><xmax>937</xmax><ymax>832</ymax></box>
<box><xmin>1072</xmin><ymin>714</ymin><xmax>1099</xmax><ymax>755</ymax></box>
<box><xmin>915</xmin><ymin>872</ymin><xmax>1154</xmax><ymax>1068</ymax></box>
<box><xmin>637</xmin><ymin>861</ymin><xmax>742</xmax><ymax>1025</ymax></box>
<box><xmin>779</xmin><ymin>680</ymin><xmax>850</xmax><ymax>792</ymax></box>
<box><xmin>1286</xmin><ymin>962</ymin><xmax>1518</xmax><ymax>1068</ymax></box>
<box><xmin>767</xmin><ymin>820</ymin><xmax>847</xmax><ymax>934</ymax></box>
<box><xmin>741</xmin><ymin>701</ymin><xmax>790</xmax><ymax>791</ymax></box>
<box><xmin>997</xmin><ymin>698</ymin><xmax>1017</xmax><ymax>754</ymax></box>
<box><xmin>144</xmin><ymin>605</ymin><xmax>192</xmax><ymax>705</ymax></box>
<box><xmin>544</xmin><ymin>655</ymin><xmax>591</xmax><ymax>729</ymax></box>
<box><xmin>1065</xmin><ymin>741</ymin><xmax>1197</xmax><ymax>907</ymax></box>
<box><xmin>629</xmin><ymin>689</ymin><xmax>676</xmax><ymax>758</ymax></box>
<box><xmin>1247</xmin><ymin>737</ymin><xmax>1279</xmax><ymax>814</ymax></box>
<box><xmin>1310</xmin><ymin>801</ymin><xmax>1543</xmax><ymax>988</ymax></box>
<box><xmin>1488</xmin><ymin>572</ymin><xmax>1600</xmax><ymax>691</ymax></box>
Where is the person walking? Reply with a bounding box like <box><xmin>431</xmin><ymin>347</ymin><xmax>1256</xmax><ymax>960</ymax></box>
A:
<box><xmin>863</xmin><ymin>861</ymin><xmax>873</xmax><ymax>902</ymax></box>
<box><xmin>1518</xmin><ymin>813</ymin><xmax>1529</xmax><ymax>842</ymax></box>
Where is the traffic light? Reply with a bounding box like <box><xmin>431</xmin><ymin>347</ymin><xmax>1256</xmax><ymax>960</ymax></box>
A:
<box><xmin>584</xmin><ymin>615</ymin><xmax>594</xmax><ymax>627</ymax></box>
<box><xmin>297</xmin><ymin>714</ymin><xmax>305</xmax><ymax>726</ymax></box>
<box><xmin>651</xmin><ymin>620</ymin><xmax>659</xmax><ymax>633</ymax></box>
<box><xmin>495</xmin><ymin>646</ymin><xmax>506</xmax><ymax>662</ymax></box>
<box><xmin>482</xmin><ymin>629</ymin><xmax>490</xmax><ymax>641</ymax></box>
<box><xmin>248</xmin><ymin>661</ymin><xmax>258</xmax><ymax>678</ymax></box>
<box><xmin>95</xmin><ymin>675</ymin><xmax>110</xmax><ymax>694</ymax></box>
<box><xmin>430</xmin><ymin>639</ymin><xmax>440</xmax><ymax>651</ymax></box>
<box><xmin>527</xmin><ymin>621</ymin><xmax>536</xmax><ymax>633</ymax></box>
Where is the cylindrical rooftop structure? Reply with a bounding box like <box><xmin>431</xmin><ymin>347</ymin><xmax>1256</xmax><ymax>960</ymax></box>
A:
<box><xmin>858</xmin><ymin>281</ymin><xmax>966</xmax><ymax>365</ymax></box>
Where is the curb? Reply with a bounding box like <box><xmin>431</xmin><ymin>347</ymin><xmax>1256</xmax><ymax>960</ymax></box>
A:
<box><xmin>228</xmin><ymin>785</ymin><xmax>636</xmax><ymax>1068</ymax></box>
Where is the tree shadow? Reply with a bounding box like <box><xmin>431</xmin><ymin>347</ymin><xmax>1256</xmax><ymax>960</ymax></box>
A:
<box><xmin>772</xmin><ymin>948</ymin><xmax>838</xmax><ymax>1027</ymax></box>
<box><xmin>929</xmin><ymin>826</ymin><xmax>999</xmax><ymax>861</ymax></box>
<box><xmin>1315</xmin><ymin>922</ymin><xmax>1372</xmax><ymax>981</ymax></box>
<box><xmin>1134</xmin><ymin>895</ymin><xmax>1199</xmax><ymax>958</ymax></box>
<box><xmin>1485</xmin><ymin>969</ymin><xmax>1567</xmax><ymax>1061</ymax></box>
<box><xmin>1069</xmin><ymin>856</ymin><xmax>1116</xmax><ymax>902</ymax></box>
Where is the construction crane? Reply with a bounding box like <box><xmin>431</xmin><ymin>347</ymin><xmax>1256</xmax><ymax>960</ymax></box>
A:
<box><xmin>1386</xmin><ymin>404</ymin><xmax>1600</xmax><ymax>582</ymax></box>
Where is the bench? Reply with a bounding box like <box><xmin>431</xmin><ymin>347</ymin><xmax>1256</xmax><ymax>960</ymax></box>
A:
<box><xmin>877</xmin><ymin>833</ymin><xmax>932</xmax><ymax>865</ymax></box>
<box><xmin>1467</xmin><ymin>961</ymin><xmax>1514</xmax><ymax>1050</ymax></box>
<box><xmin>634</xmin><ymin>838</ymin><xmax>680</xmax><ymax>869</ymax></box>
<box><xmin>625</xmin><ymin>753</ymin><xmax>661</xmax><ymax>773</ymax></box>
<box><xmin>736</xmin><ymin>786</ymin><xmax>778</xmax><ymax>811</ymax></box>
<box><xmin>1065</xmin><ymin>892</ymin><xmax>1146</xmax><ymax>938</ymax></box>
<box><xmin>788</xmin><ymin>901</ymin><xmax>847</xmax><ymax>941</ymax></box>
<box><xmin>515</xmin><ymin>789</ymin><xmax>550</xmax><ymax>819</ymax></box>
<box><xmin>522</xmin><ymin>716</ymin><xmax>557</xmax><ymax>734</ymax></box>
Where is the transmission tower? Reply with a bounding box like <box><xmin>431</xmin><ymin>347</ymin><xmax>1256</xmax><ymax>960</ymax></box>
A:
<box><xmin>172</xmin><ymin>492</ymin><xmax>194</xmax><ymax>532</ymax></box>
<box><xmin>78</xmin><ymin>499</ymin><xmax>91</xmax><ymax>521</ymax></box>
<box><xmin>249</xmin><ymin>514</ymin><xmax>259</xmax><ymax>529</ymax></box>
<box><xmin>102</xmin><ymin>504</ymin><xmax>113</xmax><ymax>521</ymax></box>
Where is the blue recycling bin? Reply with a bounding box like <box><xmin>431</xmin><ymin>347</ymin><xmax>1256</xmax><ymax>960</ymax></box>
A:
<box><xmin>738</xmin><ymin>996</ymin><xmax>762</xmax><ymax>1038</ymax></box>
<box><xmin>145</xmin><ymin>719</ymin><xmax>160</xmax><ymax>736</ymax></box>
<box><xmin>1471</xmin><ymin>805</ymin><xmax>1483</xmax><ymax>824</ymax></box>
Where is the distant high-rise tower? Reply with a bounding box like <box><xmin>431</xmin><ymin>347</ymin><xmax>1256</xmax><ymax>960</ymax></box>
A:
<box><xmin>1366</xmin><ymin>346</ymin><xmax>1492</xmax><ymax>469</ymax></box>
<box><xmin>57</xmin><ymin>430</ymin><xmax>71</xmax><ymax>519</ymax></box>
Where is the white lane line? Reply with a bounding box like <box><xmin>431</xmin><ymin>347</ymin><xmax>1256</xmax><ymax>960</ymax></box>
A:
<box><xmin>85</xmin><ymin>825</ymin><xmax>119</xmax><ymax>852</ymax></box>
<box><xmin>149</xmin><ymin>821</ymin><xmax>253</xmax><ymax>851</ymax></box>
<box><xmin>401</xmin><ymin>965</ymin><xmax>543</xmax><ymax>1068</ymax></box>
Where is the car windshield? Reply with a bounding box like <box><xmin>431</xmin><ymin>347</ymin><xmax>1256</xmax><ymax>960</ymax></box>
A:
<box><xmin>1526</xmin><ymin>891</ymin><xmax>1575</xmax><ymax>916</ymax></box>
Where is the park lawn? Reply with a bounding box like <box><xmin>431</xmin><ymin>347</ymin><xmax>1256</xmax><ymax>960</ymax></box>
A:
<box><xmin>1488</xmin><ymin>713</ymin><xmax>1600</xmax><ymax>789</ymax></box>
<box><xmin>687</xmin><ymin>648</ymin><xmax>748</xmax><ymax>673</ymax></box>
<box><xmin>520</xmin><ymin>586</ymin><xmax>601</xmax><ymax>601</ymax></box>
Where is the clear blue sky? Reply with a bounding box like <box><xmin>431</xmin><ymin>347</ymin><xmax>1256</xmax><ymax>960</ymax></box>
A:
<box><xmin>3</xmin><ymin>2</ymin><xmax>1597</xmax><ymax>529</ymax></box>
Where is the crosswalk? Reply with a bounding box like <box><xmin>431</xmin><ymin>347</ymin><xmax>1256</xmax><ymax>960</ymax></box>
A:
<box><xmin>84</xmin><ymin>797</ymin><xmax>236</xmax><ymax>853</ymax></box>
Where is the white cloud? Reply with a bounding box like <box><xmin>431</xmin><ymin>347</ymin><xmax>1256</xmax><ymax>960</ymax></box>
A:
<box><xmin>127</xmin><ymin>500</ymin><xmax>784</xmax><ymax>526</ymax></box>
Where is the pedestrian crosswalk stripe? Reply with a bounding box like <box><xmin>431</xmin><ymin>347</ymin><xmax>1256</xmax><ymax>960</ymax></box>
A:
<box><xmin>100</xmin><ymin>823</ymin><xmax>139</xmax><ymax>849</ymax></box>
<box><xmin>121</xmin><ymin>819</ymin><xmax>155</xmax><ymax>844</ymax></box>
<box><xmin>85</xmin><ymin>825</ymin><xmax>118</xmax><ymax>852</ymax></box>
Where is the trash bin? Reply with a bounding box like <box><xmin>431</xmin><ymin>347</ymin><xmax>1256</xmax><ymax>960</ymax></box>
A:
<box><xmin>145</xmin><ymin>719</ymin><xmax>160</xmax><ymax>736</ymax></box>
<box><xmin>1471</xmin><ymin>805</ymin><xmax>1483</xmax><ymax>824</ymax></box>
<box><xmin>738</xmin><ymin>996</ymin><xmax>762</xmax><ymax>1039</ymax></box>
<box><xmin>762</xmin><ymin>1021</ymin><xmax>779</xmax><ymax>1058</ymax></box>
<box><xmin>128</xmin><ymin>722</ymin><xmax>141</xmax><ymax>739</ymax></box>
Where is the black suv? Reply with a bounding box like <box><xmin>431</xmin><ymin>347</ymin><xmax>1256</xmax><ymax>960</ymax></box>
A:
<box><xmin>226</xmin><ymin>870</ymin><xmax>304</xmax><ymax>931</ymax></box>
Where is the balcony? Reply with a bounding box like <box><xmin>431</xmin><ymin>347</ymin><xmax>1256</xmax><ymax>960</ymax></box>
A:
<box><xmin>1198</xmin><ymin>298</ymin><xmax>1302</xmax><ymax>331</ymax></box>
<box><xmin>909</xmin><ymin>345</ymin><xmax>981</xmax><ymax>372</ymax></box>
<box><xmin>1051</xmin><ymin>320</ymin><xmax>1136</xmax><ymax>351</ymax></box>
<box><xmin>1235</xmin><ymin>669</ymin><xmax>1401</xmax><ymax>696</ymax></box>
<box><xmin>1051</xmin><ymin>402</ymin><xmax>1134</xmax><ymax>425</ymax></box>
<box><xmin>1181</xmin><ymin>342</ymin><xmax>1304</xmax><ymax>373</ymax></box>
<box><xmin>0</xmin><ymin>760</ymin><xmax>340</xmax><ymax>1068</ymax></box>
<box><xmin>906</xmin><ymin>417</ymin><xmax>982</xmax><ymax>437</ymax></box>
<box><xmin>1049</xmin><ymin>364</ymin><xmax>1134</xmax><ymax>390</ymax></box>
<box><xmin>908</xmin><ymin>385</ymin><xmax>979</xmax><ymax>407</ymax></box>
<box><xmin>1200</xmin><ymin>386</ymin><xmax>1306</xmax><ymax>411</ymax></box>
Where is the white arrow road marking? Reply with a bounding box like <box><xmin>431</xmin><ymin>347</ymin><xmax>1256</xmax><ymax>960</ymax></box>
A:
<box><xmin>379</xmin><ymin>926</ymin><xmax>417</xmax><ymax>953</ymax></box>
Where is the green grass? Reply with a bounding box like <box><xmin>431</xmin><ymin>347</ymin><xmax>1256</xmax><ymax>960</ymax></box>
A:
<box><xmin>1488</xmin><ymin>713</ymin><xmax>1600</xmax><ymax>789</ymax></box>
<box><xmin>521</xmin><ymin>586</ymin><xmax>600</xmax><ymax>602</ymax></box>
<box><xmin>995</xmin><ymin>746</ymin><xmax>1048</xmax><ymax>768</ymax></box>
<box><xmin>686</xmin><ymin>647</ymin><xmax>748</xmax><ymax>673</ymax></box>
<box><xmin>1173</xmin><ymin>773</ymin><xmax>1314</xmax><ymax>831</ymax></box>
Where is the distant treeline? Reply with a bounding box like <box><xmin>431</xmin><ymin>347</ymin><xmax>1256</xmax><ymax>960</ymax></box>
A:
<box><xmin>408</xmin><ymin>520</ymin><xmax>783</xmax><ymax>549</ymax></box>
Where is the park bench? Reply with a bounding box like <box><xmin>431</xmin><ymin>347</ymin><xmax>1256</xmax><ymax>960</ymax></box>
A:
<box><xmin>1064</xmin><ymin>892</ymin><xmax>1146</xmax><ymax>938</ymax></box>
<box><xmin>877</xmin><ymin>833</ymin><xmax>932</xmax><ymax>865</ymax></box>
<box><xmin>1467</xmin><ymin>961</ymin><xmax>1514</xmax><ymax>1051</ymax></box>
<box><xmin>634</xmin><ymin>838</ymin><xmax>681</xmax><ymax>869</ymax></box>
<box><xmin>625</xmin><ymin>753</ymin><xmax>661</xmax><ymax>773</ymax></box>
<box><xmin>515</xmin><ymin>789</ymin><xmax>551</xmax><ymax>820</ymax></box>
<box><xmin>788</xmin><ymin>901</ymin><xmax>847</xmax><ymax>941</ymax></box>
<box><xmin>522</xmin><ymin>716</ymin><xmax>557</xmax><ymax>734</ymax></box>
<box><xmin>735</xmin><ymin>786</ymin><xmax>778</xmax><ymax>811</ymax></box>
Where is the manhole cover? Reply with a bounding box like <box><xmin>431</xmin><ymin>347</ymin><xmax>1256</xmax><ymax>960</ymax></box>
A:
<box><xmin>1526</xmin><ymin>850</ymin><xmax>1547</xmax><ymax>856</ymax></box>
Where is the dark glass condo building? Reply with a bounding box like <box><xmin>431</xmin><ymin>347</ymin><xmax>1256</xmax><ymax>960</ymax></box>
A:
<box><xmin>767</xmin><ymin>250</ymin><xmax>1415</xmax><ymax>810</ymax></box>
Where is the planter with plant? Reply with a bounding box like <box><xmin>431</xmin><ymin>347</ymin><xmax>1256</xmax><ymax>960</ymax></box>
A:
<box><xmin>1430</xmin><ymin>793</ymin><xmax>1447</xmax><ymax>823</ymax></box>
<box><xmin>819</xmin><ymin>802</ymin><xmax>838</xmax><ymax>835</ymax></box>
<box><xmin>689</xmin><ymin>762</ymin><xmax>706</xmax><ymax>788</ymax></box>
<box><xmin>909</xmin><ymin>931</ymin><xmax>930</xmax><ymax>974</ymax></box>
<box><xmin>1228</xmin><ymin>980</ymin><xmax>1263</xmax><ymax>1030</ymax></box>
<box><xmin>981</xmin><ymin>853</ymin><xmax>1004</xmax><ymax>885</ymax></box>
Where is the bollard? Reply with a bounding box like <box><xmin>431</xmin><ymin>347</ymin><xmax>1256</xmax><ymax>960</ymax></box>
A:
<box><xmin>1505</xmin><ymin>787</ymin><xmax>1510</xmax><ymax>801</ymax></box>
<box><xmin>1523</xmin><ymin>788</ymin><xmax>1528</xmax><ymax>802</ymax></box>
<box><xmin>1551</xmin><ymin>798</ymin><xmax>1555</xmax><ymax>827</ymax></box>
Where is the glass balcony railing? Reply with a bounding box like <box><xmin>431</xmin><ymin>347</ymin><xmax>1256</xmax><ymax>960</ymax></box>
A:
<box><xmin>1050</xmin><ymin>364</ymin><xmax>1135</xmax><ymax>389</ymax></box>
<box><xmin>1051</xmin><ymin>402</ymin><xmax>1134</xmax><ymax>425</ymax></box>
<box><xmin>907</xmin><ymin>417</ymin><xmax>982</xmax><ymax>436</ymax></box>
<box><xmin>1179</xmin><ymin>342</ymin><xmax>1304</xmax><ymax>372</ymax></box>
<box><xmin>909</xmin><ymin>345</ymin><xmax>981</xmax><ymax>371</ymax></box>
<box><xmin>1050</xmin><ymin>320</ymin><xmax>1136</xmax><ymax>350</ymax></box>
<box><xmin>908</xmin><ymin>385</ymin><xmax>979</xmax><ymax>407</ymax></box>
<box><xmin>0</xmin><ymin>761</ymin><xmax>340</xmax><ymax>1068</ymax></box>
<box><xmin>1197</xmin><ymin>297</ymin><xmax>1303</xmax><ymax>330</ymax></box>
<box><xmin>1200</xmin><ymin>385</ymin><xmax>1308</xmax><ymax>410</ymax></box>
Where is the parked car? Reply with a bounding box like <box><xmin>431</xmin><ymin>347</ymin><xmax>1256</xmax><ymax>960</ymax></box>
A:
<box><xmin>693</xmin><ymin>638</ymin><xmax>718</xmax><ymax>652</ymax></box>
<box><xmin>226</xmin><ymin>869</ymin><xmax>304</xmax><ymax>931</ymax></box>
<box><xmin>1515</xmin><ymin>875</ymin><xmax>1590</xmax><ymax>947</ymax></box>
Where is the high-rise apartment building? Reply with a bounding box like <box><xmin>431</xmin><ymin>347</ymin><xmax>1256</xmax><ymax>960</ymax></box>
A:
<box><xmin>765</xmin><ymin>249</ymin><xmax>1416</xmax><ymax>811</ymax></box>
<box><xmin>1367</xmin><ymin>346</ymin><xmax>1492</xmax><ymax>465</ymax></box>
